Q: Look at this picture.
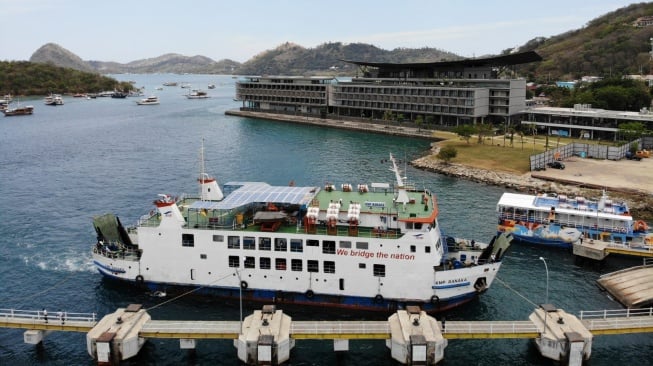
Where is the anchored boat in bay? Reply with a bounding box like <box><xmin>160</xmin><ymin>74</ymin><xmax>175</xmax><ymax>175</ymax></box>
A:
<box><xmin>92</xmin><ymin>148</ymin><xmax>511</xmax><ymax>313</ymax></box>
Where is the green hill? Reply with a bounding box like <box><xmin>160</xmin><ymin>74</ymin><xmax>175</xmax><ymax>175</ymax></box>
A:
<box><xmin>519</xmin><ymin>2</ymin><xmax>653</xmax><ymax>81</ymax></box>
<box><xmin>0</xmin><ymin>61</ymin><xmax>133</xmax><ymax>96</ymax></box>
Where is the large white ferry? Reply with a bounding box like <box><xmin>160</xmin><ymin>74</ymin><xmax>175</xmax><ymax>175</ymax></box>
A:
<box><xmin>92</xmin><ymin>151</ymin><xmax>512</xmax><ymax>313</ymax></box>
<box><xmin>497</xmin><ymin>192</ymin><xmax>651</xmax><ymax>249</ymax></box>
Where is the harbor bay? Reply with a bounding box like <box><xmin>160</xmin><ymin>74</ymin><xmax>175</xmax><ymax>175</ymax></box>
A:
<box><xmin>0</xmin><ymin>74</ymin><xmax>651</xmax><ymax>365</ymax></box>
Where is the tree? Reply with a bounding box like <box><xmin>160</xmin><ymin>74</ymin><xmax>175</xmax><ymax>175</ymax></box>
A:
<box><xmin>523</xmin><ymin>123</ymin><xmax>538</xmax><ymax>151</ymax></box>
<box><xmin>382</xmin><ymin>110</ymin><xmax>394</xmax><ymax>122</ymax></box>
<box><xmin>452</xmin><ymin>124</ymin><xmax>475</xmax><ymax>144</ymax></box>
<box><xmin>475</xmin><ymin>122</ymin><xmax>494</xmax><ymax>144</ymax></box>
<box><xmin>437</xmin><ymin>146</ymin><xmax>457</xmax><ymax>164</ymax></box>
<box><xmin>506</xmin><ymin>126</ymin><xmax>516</xmax><ymax>147</ymax></box>
<box><xmin>415</xmin><ymin>115</ymin><xmax>423</xmax><ymax>130</ymax></box>
<box><xmin>618</xmin><ymin>121</ymin><xmax>647</xmax><ymax>142</ymax></box>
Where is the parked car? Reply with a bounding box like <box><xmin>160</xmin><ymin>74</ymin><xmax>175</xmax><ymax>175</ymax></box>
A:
<box><xmin>547</xmin><ymin>161</ymin><xmax>565</xmax><ymax>169</ymax></box>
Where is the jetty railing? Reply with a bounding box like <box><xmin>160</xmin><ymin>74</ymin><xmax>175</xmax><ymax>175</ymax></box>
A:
<box><xmin>579</xmin><ymin>307</ymin><xmax>653</xmax><ymax>320</ymax></box>
<box><xmin>0</xmin><ymin>308</ymin><xmax>97</xmax><ymax>323</ymax></box>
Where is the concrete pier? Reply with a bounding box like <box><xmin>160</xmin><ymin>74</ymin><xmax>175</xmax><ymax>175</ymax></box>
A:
<box><xmin>573</xmin><ymin>240</ymin><xmax>653</xmax><ymax>262</ymax></box>
<box><xmin>86</xmin><ymin>304</ymin><xmax>150</xmax><ymax>365</ymax></box>
<box><xmin>234</xmin><ymin>305</ymin><xmax>294</xmax><ymax>365</ymax></box>
<box><xmin>529</xmin><ymin>304</ymin><xmax>593</xmax><ymax>366</ymax></box>
<box><xmin>386</xmin><ymin>306</ymin><xmax>447</xmax><ymax>365</ymax></box>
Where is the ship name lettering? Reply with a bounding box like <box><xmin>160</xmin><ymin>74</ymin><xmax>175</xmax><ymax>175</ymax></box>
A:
<box><xmin>447</xmin><ymin>278</ymin><xmax>467</xmax><ymax>284</ymax></box>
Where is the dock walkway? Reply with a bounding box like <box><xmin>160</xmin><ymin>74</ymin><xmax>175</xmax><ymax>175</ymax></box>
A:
<box><xmin>3</xmin><ymin>306</ymin><xmax>653</xmax><ymax>365</ymax></box>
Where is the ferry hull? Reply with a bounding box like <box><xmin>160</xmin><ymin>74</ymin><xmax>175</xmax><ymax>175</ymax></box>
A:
<box><xmin>96</xmin><ymin>267</ymin><xmax>482</xmax><ymax>313</ymax></box>
<box><xmin>505</xmin><ymin>232</ymin><xmax>573</xmax><ymax>249</ymax></box>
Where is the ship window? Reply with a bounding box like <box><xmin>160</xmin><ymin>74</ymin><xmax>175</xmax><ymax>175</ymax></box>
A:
<box><xmin>356</xmin><ymin>241</ymin><xmax>368</xmax><ymax>250</ymax></box>
<box><xmin>213</xmin><ymin>235</ymin><xmax>224</xmax><ymax>242</ymax></box>
<box><xmin>373</xmin><ymin>264</ymin><xmax>386</xmax><ymax>277</ymax></box>
<box><xmin>243</xmin><ymin>236</ymin><xmax>255</xmax><ymax>250</ymax></box>
<box><xmin>339</xmin><ymin>240</ymin><xmax>351</xmax><ymax>248</ymax></box>
<box><xmin>415</xmin><ymin>223</ymin><xmax>423</xmax><ymax>230</ymax></box>
<box><xmin>410</xmin><ymin>245</ymin><xmax>416</xmax><ymax>253</ymax></box>
<box><xmin>322</xmin><ymin>240</ymin><xmax>336</xmax><ymax>254</ymax></box>
<box><xmin>425</xmin><ymin>246</ymin><xmax>431</xmax><ymax>253</ymax></box>
<box><xmin>307</xmin><ymin>239</ymin><xmax>319</xmax><ymax>247</ymax></box>
<box><xmin>228</xmin><ymin>256</ymin><xmax>240</xmax><ymax>268</ymax></box>
<box><xmin>359</xmin><ymin>263</ymin><xmax>366</xmax><ymax>269</ymax></box>
<box><xmin>228</xmin><ymin>236</ymin><xmax>240</xmax><ymax>249</ymax></box>
<box><xmin>274</xmin><ymin>238</ymin><xmax>287</xmax><ymax>251</ymax></box>
<box><xmin>275</xmin><ymin>258</ymin><xmax>287</xmax><ymax>271</ymax></box>
<box><xmin>182</xmin><ymin>234</ymin><xmax>195</xmax><ymax>247</ymax></box>
<box><xmin>244</xmin><ymin>256</ymin><xmax>255</xmax><ymax>268</ymax></box>
<box><xmin>307</xmin><ymin>260</ymin><xmax>319</xmax><ymax>272</ymax></box>
<box><xmin>259</xmin><ymin>237</ymin><xmax>271</xmax><ymax>251</ymax></box>
<box><xmin>339</xmin><ymin>278</ymin><xmax>345</xmax><ymax>290</ymax></box>
<box><xmin>260</xmin><ymin>257</ymin><xmax>271</xmax><ymax>270</ymax></box>
<box><xmin>200</xmin><ymin>254</ymin><xmax>207</xmax><ymax>259</ymax></box>
<box><xmin>290</xmin><ymin>239</ymin><xmax>303</xmax><ymax>253</ymax></box>
<box><xmin>324</xmin><ymin>261</ymin><xmax>335</xmax><ymax>273</ymax></box>
<box><xmin>291</xmin><ymin>259</ymin><xmax>303</xmax><ymax>271</ymax></box>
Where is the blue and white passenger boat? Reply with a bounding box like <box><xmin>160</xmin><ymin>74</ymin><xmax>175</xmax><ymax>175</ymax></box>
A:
<box><xmin>497</xmin><ymin>191</ymin><xmax>651</xmax><ymax>249</ymax></box>
<box><xmin>91</xmin><ymin>148</ymin><xmax>511</xmax><ymax>313</ymax></box>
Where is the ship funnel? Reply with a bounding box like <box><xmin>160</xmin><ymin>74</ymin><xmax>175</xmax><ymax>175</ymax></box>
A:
<box><xmin>154</xmin><ymin>195</ymin><xmax>185</xmax><ymax>226</ymax></box>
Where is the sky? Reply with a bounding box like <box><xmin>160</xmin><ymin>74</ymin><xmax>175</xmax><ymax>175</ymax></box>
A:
<box><xmin>0</xmin><ymin>0</ymin><xmax>642</xmax><ymax>64</ymax></box>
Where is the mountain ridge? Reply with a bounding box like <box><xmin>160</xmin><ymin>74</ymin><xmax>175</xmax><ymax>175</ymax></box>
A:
<box><xmin>25</xmin><ymin>3</ymin><xmax>653</xmax><ymax>80</ymax></box>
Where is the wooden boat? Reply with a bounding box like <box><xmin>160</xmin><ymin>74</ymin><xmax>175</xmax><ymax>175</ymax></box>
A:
<box><xmin>3</xmin><ymin>105</ymin><xmax>34</xmax><ymax>116</ymax></box>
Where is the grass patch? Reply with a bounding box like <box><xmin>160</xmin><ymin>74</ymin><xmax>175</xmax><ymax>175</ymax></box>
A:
<box><xmin>429</xmin><ymin>132</ymin><xmax>621</xmax><ymax>174</ymax></box>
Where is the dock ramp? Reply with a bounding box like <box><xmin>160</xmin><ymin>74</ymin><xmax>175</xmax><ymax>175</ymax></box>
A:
<box><xmin>597</xmin><ymin>265</ymin><xmax>653</xmax><ymax>308</ymax></box>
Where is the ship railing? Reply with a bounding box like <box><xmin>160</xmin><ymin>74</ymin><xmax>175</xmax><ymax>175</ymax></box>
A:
<box><xmin>0</xmin><ymin>308</ymin><xmax>97</xmax><ymax>323</ymax></box>
<box><xmin>579</xmin><ymin>307</ymin><xmax>653</xmax><ymax>320</ymax></box>
<box><xmin>498</xmin><ymin>213</ymin><xmax>631</xmax><ymax>234</ymax></box>
<box><xmin>93</xmin><ymin>241</ymin><xmax>140</xmax><ymax>260</ymax></box>
<box><xmin>301</xmin><ymin>225</ymin><xmax>400</xmax><ymax>238</ymax></box>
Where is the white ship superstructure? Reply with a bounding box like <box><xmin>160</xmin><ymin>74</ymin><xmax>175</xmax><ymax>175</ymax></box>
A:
<box><xmin>92</xmin><ymin>152</ymin><xmax>511</xmax><ymax>312</ymax></box>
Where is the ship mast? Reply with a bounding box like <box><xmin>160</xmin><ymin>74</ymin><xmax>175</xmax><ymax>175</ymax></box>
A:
<box><xmin>197</xmin><ymin>139</ymin><xmax>224</xmax><ymax>201</ymax></box>
<box><xmin>199</xmin><ymin>138</ymin><xmax>207</xmax><ymax>200</ymax></box>
<box><xmin>389</xmin><ymin>153</ymin><xmax>409</xmax><ymax>205</ymax></box>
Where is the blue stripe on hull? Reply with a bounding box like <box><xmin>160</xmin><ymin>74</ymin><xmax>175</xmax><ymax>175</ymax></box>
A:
<box><xmin>508</xmin><ymin>233</ymin><xmax>572</xmax><ymax>249</ymax></box>
<box><xmin>96</xmin><ymin>270</ymin><xmax>479</xmax><ymax>313</ymax></box>
<box><xmin>93</xmin><ymin>260</ymin><xmax>126</xmax><ymax>273</ymax></box>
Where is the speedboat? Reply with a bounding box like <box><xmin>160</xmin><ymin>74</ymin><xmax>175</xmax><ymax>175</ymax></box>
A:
<box><xmin>136</xmin><ymin>96</ymin><xmax>160</xmax><ymax>105</ymax></box>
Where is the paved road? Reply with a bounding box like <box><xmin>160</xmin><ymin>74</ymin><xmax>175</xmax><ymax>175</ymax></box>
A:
<box><xmin>532</xmin><ymin>156</ymin><xmax>653</xmax><ymax>194</ymax></box>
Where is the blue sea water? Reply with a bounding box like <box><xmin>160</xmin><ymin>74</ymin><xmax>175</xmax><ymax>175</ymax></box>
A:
<box><xmin>0</xmin><ymin>74</ymin><xmax>651</xmax><ymax>365</ymax></box>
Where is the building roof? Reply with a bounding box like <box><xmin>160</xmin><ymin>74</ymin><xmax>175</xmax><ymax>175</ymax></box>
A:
<box><xmin>341</xmin><ymin>51</ymin><xmax>542</xmax><ymax>69</ymax></box>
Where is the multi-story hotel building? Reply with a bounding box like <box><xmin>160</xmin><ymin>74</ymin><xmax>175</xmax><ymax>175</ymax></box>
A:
<box><xmin>235</xmin><ymin>51</ymin><xmax>542</xmax><ymax>126</ymax></box>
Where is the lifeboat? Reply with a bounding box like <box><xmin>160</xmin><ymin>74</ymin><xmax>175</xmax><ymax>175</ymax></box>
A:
<box><xmin>634</xmin><ymin>220</ymin><xmax>649</xmax><ymax>232</ymax></box>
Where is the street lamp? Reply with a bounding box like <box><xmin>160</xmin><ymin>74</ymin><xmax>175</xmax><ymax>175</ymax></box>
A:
<box><xmin>539</xmin><ymin>257</ymin><xmax>550</xmax><ymax>335</ymax></box>
<box><xmin>235</xmin><ymin>269</ymin><xmax>243</xmax><ymax>330</ymax></box>
<box><xmin>539</xmin><ymin>257</ymin><xmax>549</xmax><ymax>304</ymax></box>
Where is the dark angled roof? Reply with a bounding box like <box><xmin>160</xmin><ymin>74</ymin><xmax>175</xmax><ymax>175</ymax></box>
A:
<box><xmin>341</xmin><ymin>51</ymin><xmax>542</xmax><ymax>69</ymax></box>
